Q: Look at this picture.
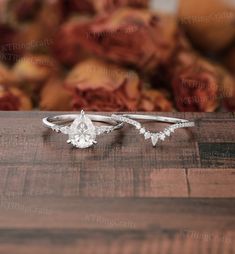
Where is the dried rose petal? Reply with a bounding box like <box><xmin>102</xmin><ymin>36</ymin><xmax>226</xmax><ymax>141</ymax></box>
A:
<box><xmin>40</xmin><ymin>78</ymin><xmax>73</xmax><ymax>111</ymax></box>
<box><xmin>222</xmin><ymin>47</ymin><xmax>235</xmax><ymax>111</ymax></box>
<box><xmin>171</xmin><ymin>51</ymin><xmax>224</xmax><ymax>112</ymax></box>
<box><xmin>13</xmin><ymin>54</ymin><xmax>60</xmax><ymax>92</ymax></box>
<box><xmin>65</xmin><ymin>58</ymin><xmax>141</xmax><ymax>111</ymax></box>
<box><xmin>36</xmin><ymin>0</ymin><xmax>65</xmax><ymax>33</ymax></box>
<box><xmin>0</xmin><ymin>0</ymin><xmax>7</xmax><ymax>24</ymax></box>
<box><xmin>0</xmin><ymin>0</ymin><xmax>42</xmax><ymax>26</ymax></box>
<box><xmin>68</xmin><ymin>0</ymin><xmax>95</xmax><ymax>14</ymax></box>
<box><xmin>93</xmin><ymin>0</ymin><xmax>148</xmax><ymax>13</ymax></box>
<box><xmin>8</xmin><ymin>0</ymin><xmax>41</xmax><ymax>23</ymax></box>
<box><xmin>0</xmin><ymin>24</ymin><xmax>21</xmax><ymax>64</ymax></box>
<box><xmin>16</xmin><ymin>23</ymin><xmax>54</xmax><ymax>54</ymax></box>
<box><xmin>0</xmin><ymin>62</ymin><xmax>18</xmax><ymax>85</ymax></box>
<box><xmin>223</xmin><ymin>47</ymin><xmax>235</xmax><ymax>75</ymax></box>
<box><xmin>0</xmin><ymin>1</ymin><xmax>65</xmax><ymax>65</ymax></box>
<box><xmin>0</xmin><ymin>85</ymin><xmax>32</xmax><ymax>110</ymax></box>
<box><xmin>0</xmin><ymin>25</ymin><xmax>50</xmax><ymax>65</ymax></box>
<box><xmin>69</xmin><ymin>0</ymin><xmax>148</xmax><ymax>14</ymax></box>
<box><xmin>0</xmin><ymin>23</ymin><xmax>54</xmax><ymax>65</ymax></box>
<box><xmin>172</xmin><ymin>65</ymin><xmax>217</xmax><ymax>111</ymax></box>
<box><xmin>179</xmin><ymin>0</ymin><xmax>235</xmax><ymax>52</ymax></box>
<box><xmin>73</xmin><ymin>8</ymin><xmax>178</xmax><ymax>72</ymax></box>
<box><xmin>139</xmin><ymin>89</ymin><xmax>173</xmax><ymax>112</ymax></box>
<box><xmin>220</xmin><ymin>69</ymin><xmax>235</xmax><ymax>111</ymax></box>
<box><xmin>224</xmin><ymin>91</ymin><xmax>235</xmax><ymax>111</ymax></box>
<box><xmin>52</xmin><ymin>17</ymin><xmax>90</xmax><ymax>66</ymax></box>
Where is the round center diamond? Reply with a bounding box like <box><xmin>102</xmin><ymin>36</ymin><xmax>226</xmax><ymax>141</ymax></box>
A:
<box><xmin>67</xmin><ymin>111</ymin><xmax>96</xmax><ymax>148</ymax></box>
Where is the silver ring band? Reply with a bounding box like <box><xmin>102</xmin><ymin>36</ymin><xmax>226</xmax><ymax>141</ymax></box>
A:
<box><xmin>122</xmin><ymin>114</ymin><xmax>189</xmax><ymax>123</ymax></box>
<box><xmin>112</xmin><ymin>114</ymin><xmax>195</xmax><ymax>147</ymax></box>
<box><xmin>43</xmin><ymin>114</ymin><xmax>121</xmax><ymax>129</ymax></box>
<box><xmin>43</xmin><ymin>110</ymin><xmax>123</xmax><ymax>149</ymax></box>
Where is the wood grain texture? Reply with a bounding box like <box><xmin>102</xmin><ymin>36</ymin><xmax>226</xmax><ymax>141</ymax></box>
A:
<box><xmin>0</xmin><ymin>112</ymin><xmax>234</xmax><ymax>253</ymax></box>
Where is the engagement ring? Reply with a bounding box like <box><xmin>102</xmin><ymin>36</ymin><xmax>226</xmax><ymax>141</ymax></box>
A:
<box><xmin>43</xmin><ymin>110</ymin><xmax>123</xmax><ymax>148</ymax></box>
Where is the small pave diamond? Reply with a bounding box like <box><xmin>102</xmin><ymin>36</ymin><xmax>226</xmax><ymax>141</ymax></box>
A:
<box><xmin>164</xmin><ymin>129</ymin><xmax>171</xmax><ymax>136</ymax></box>
<box><xmin>96</xmin><ymin>126</ymin><xmax>114</xmax><ymax>135</ymax></box>
<box><xmin>140</xmin><ymin>128</ymin><xmax>145</xmax><ymax>134</ymax></box>
<box><xmin>170</xmin><ymin>127</ymin><xmax>175</xmax><ymax>133</ymax></box>
<box><xmin>159</xmin><ymin>133</ymin><xmax>166</xmax><ymax>141</ymax></box>
<box><xmin>144</xmin><ymin>132</ymin><xmax>151</xmax><ymax>140</ymax></box>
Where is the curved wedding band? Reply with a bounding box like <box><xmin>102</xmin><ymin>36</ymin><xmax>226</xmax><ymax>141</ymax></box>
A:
<box><xmin>112</xmin><ymin>114</ymin><xmax>195</xmax><ymax>147</ymax></box>
<box><xmin>43</xmin><ymin>110</ymin><xmax>123</xmax><ymax>148</ymax></box>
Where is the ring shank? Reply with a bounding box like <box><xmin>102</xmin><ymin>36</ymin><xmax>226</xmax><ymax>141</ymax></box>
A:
<box><xmin>123</xmin><ymin>114</ymin><xmax>189</xmax><ymax>123</ymax></box>
<box><xmin>43</xmin><ymin>114</ymin><xmax>120</xmax><ymax>128</ymax></box>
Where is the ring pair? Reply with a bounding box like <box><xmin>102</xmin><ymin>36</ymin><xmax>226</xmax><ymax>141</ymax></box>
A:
<box><xmin>43</xmin><ymin>110</ymin><xmax>195</xmax><ymax>149</ymax></box>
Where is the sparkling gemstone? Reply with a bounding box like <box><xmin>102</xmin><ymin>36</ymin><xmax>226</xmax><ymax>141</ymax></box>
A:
<box><xmin>144</xmin><ymin>132</ymin><xmax>151</xmax><ymax>140</ymax></box>
<box><xmin>140</xmin><ymin>128</ymin><xmax>146</xmax><ymax>134</ymax></box>
<box><xmin>67</xmin><ymin>110</ymin><xmax>96</xmax><ymax>148</ymax></box>
<box><xmin>170</xmin><ymin>127</ymin><xmax>175</xmax><ymax>133</ymax></box>
<box><xmin>165</xmin><ymin>130</ymin><xmax>170</xmax><ymax>136</ymax></box>
<box><xmin>159</xmin><ymin>133</ymin><xmax>165</xmax><ymax>141</ymax></box>
<box><xmin>151</xmin><ymin>134</ymin><xmax>158</xmax><ymax>146</ymax></box>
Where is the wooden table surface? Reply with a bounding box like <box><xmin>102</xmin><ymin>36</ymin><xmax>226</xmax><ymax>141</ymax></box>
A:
<box><xmin>0</xmin><ymin>112</ymin><xmax>234</xmax><ymax>254</ymax></box>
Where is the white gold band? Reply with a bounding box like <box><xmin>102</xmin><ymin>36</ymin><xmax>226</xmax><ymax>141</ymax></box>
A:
<box><xmin>111</xmin><ymin>114</ymin><xmax>195</xmax><ymax>147</ymax></box>
<box><xmin>123</xmin><ymin>114</ymin><xmax>189</xmax><ymax>123</ymax></box>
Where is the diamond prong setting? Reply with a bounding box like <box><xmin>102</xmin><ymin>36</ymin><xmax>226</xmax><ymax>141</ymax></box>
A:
<box><xmin>44</xmin><ymin>111</ymin><xmax>123</xmax><ymax>149</ymax></box>
<box><xmin>51</xmin><ymin>110</ymin><xmax>97</xmax><ymax>148</ymax></box>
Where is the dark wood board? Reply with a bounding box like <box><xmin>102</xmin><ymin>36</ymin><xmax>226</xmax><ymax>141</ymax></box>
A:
<box><xmin>0</xmin><ymin>112</ymin><xmax>234</xmax><ymax>253</ymax></box>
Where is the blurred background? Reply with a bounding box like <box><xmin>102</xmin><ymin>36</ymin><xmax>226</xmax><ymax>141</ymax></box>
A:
<box><xmin>0</xmin><ymin>0</ymin><xmax>234</xmax><ymax>112</ymax></box>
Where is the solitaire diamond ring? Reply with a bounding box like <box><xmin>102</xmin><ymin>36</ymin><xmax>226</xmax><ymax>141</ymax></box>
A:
<box><xmin>111</xmin><ymin>114</ymin><xmax>195</xmax><ymax>147</ymax></box>
<box><xmin>43</xmin><ymin>110</ymin><xmax>123</xmax><ymax>148</ymax></box>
